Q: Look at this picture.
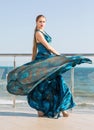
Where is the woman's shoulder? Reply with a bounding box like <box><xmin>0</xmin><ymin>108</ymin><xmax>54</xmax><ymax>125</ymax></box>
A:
<box><xmin>36</xmin><ymin>30</ymin><xmax>44</xmax><ymax>34</ymax></box>
<box><xmin>36</xmin><ymin>30</ymin><xmax>52</xmax><ymax>43</ymax></box>
<box><xmin>35</xmin><ymin>30</ymin><xmax>45</xmax><ymax>38</ymax></box>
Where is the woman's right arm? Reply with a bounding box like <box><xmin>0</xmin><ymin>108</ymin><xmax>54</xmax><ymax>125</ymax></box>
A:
<box><xmin>36</xmin><ymin>31</ymin><xmax>60</xmax><ymax>56</ymax></box>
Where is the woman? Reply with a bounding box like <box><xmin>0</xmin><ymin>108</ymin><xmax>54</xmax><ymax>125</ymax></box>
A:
<box><xmin>31</xmin><ymin>15</ymin><xmax>69</xmax><ymax>117</ymax></box>
<box><xmin>7</xmin><ymin>15</ymin><xmax>92</xmax><ymax>118</ymax></box>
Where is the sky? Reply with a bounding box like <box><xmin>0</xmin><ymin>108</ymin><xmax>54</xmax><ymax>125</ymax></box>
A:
<box><xmin>0</xmin><ymin>0</ymin><xmax>94</xmax><ymax>54</ymax></box>
<box><xmin>0</xmin><ymin>0</ymin><xmax>94</xmax><ymax>67</ymax></box>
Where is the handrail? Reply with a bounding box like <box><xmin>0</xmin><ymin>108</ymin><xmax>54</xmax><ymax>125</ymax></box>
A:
<box><xmin>0</xmin><ymin>53</ymin><xmax>32</xmax><ymax>57</ymax></box>
<box><xmin>0</xmin><ymin>53</ymin><xmax>94</xmax><ymax>56</ymax></box>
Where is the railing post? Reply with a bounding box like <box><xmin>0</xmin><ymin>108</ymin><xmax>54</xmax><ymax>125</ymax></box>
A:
<box><xmin>71</xmin><ymin>68</ymin><xmax>74</xmax><ymax>96</ymax></box>
<box><xmin>13</xmin><ymin>56</ymin><xmax>16</xmax><ymax>108</ymax></box>
<box><xmin>70</xmin><ymin>68</ymin><xmax>74</xmax><ymax>111</ymax></box>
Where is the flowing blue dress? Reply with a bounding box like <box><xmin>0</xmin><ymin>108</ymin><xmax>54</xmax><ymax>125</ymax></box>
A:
<box><xmin>7</xmin><ymin>30</ymin><xmax>92</xmax><ymax>118</ymax></box>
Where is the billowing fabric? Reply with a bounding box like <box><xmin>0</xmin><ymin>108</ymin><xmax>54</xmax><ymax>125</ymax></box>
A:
<box><xmin>7</xmin><ymin>30</ymin><xmax>92</xmax><ymax>118</ymax></box>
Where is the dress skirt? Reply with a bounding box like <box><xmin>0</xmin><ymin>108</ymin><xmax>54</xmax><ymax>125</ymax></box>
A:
<box><xmin>7</xmin><ymin>54</ymin><xmax>92</xmax><ymax>118</ymax></box>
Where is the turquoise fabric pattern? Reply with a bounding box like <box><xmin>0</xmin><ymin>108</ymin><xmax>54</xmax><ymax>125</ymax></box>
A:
<box><xmin>7</xmin><ymin>30</ymin><xmax>92</xmax><ymax>118</ymax></box>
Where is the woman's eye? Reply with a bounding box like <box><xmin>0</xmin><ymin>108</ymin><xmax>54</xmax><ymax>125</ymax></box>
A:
<box><xmin>39</xmin><ymin>21</ymin><xmax>45</xmax><ymax>23</ymax></box>
<box><xmin>39</xmin><ymin>21</ymin><xmax>42</xmax><ymax>23</ymax></box>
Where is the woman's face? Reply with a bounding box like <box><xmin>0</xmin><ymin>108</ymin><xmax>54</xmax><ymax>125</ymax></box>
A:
<box><xmin>36</xmin><ymin>17</ymin><xmax>46</xmax><ymax>30</ymax></box>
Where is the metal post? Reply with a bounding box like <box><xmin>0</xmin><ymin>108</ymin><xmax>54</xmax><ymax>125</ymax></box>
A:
<box><xmin>70</xmin><ymin>68</ymin><xmax>74</xmax><ymax>112</ymax></box>
<box><xmin>13</xmin><ymin>56</ymin><xmax>16</xmax><ymax>108</ymax></box>
<box><xmin>71</xmin><ymin>68</ymin><xmax>74</xmax><ymax>95</ymax></box>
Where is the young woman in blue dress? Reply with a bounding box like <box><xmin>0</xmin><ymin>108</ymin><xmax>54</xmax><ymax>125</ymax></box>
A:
<box><xmin>31</xmin><ymin>15</ymin><xmax>70</xmax><ymax>117</ymax></box>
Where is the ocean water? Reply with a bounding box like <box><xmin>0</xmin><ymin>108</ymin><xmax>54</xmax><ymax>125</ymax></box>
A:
<box><xmin>63</xmin><ymin>67</ymin><xmax>94</xmax><ymax>111</ymax></box>
<box><xmin>0</xmin><ymin>67</ymin><xmax>94</xmax><ymax>111</ymax></box>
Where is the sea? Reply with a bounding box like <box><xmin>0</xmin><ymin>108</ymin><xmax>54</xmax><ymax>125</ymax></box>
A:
<box><xmin>0</xmin><ymin>66</ymin><xmax>94</xmax><ymax>112</ymax></box>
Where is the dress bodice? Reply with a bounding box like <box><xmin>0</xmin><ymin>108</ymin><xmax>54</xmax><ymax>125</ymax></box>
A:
<box><xmin>35</xmin><ymin>30</ymin><xmax>52</xmax><ymax>60</ymax></box>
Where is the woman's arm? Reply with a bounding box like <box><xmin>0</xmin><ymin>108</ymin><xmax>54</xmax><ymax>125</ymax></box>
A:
<box><xmin>36</xmin><ymin>31</ymin><xmax>60</xmax><ymax>55</ymax></box>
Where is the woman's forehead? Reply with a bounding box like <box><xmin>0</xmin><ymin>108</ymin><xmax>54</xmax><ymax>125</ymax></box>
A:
<box><xmin>38</xmin><ymin>17</ymin><xmax>46</xmax><ymax>21</ymax></box>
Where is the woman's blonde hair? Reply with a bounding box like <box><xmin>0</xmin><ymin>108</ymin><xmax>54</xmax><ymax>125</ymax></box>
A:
<box><xmin>32</xmin><ymin>15</ymin><xmax>46</xmax><ymax>60</ymax></box>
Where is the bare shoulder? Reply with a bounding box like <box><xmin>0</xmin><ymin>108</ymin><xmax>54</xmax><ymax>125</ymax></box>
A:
<box><xmin>36</xmin><ymin>31</ymin><xmax>44</xmax><ymax>38</ymax></box>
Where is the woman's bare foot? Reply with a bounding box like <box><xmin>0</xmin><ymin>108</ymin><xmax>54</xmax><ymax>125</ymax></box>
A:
<box><xmin>38</xmin><ymin>111</ymin><xmax>44</xmax><ymax>117</ymax></box>
<box><xmin>62</xmin><ymin>111</ymin><xmax>69</xmax><ymax>117</ymax></box>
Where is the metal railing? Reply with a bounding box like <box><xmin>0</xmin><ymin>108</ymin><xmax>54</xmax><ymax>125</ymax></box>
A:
<box><xmin>0</xmin><ymin>53</ymin><xmax>94</xmax><ymax>107</ymax></box>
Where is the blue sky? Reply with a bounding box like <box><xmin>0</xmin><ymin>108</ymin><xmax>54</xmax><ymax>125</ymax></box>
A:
<box><xmin>0</xmin><ymin>0</ymin><xmax>94</xmax><ymax>54</ymax></box>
